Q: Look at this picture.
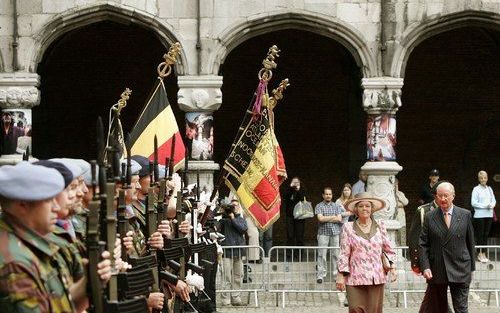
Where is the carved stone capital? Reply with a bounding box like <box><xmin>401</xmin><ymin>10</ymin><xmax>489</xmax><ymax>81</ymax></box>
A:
<box><xmin>361</xmin><ymin>77</ymin><xmax>403</xmax><ymax>114</ymax></box>
<box><xmin>177</xmin><ymin>75</ymin><xmax>223</xmax><ymax>112</ymax></box>
<box><xmin>361</xmin><ymin>161</ymin><xmax>403</xmax><ymax>222</ymax></box>
<box><xmin>0</xmin><ymin>73</ymin><xmax>41</xmax><ymax>109</ymax></box>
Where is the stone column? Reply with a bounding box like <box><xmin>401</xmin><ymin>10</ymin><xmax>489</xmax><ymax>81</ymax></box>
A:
<box><xmin>177</xmin><ymin>75</ymin><xmax>222</xmax><ymax>194</ymax></box>
<box><xmin>360</xmin><ymin>77</ymin><xmax>404</xmax><ymax>244</ymax></box>
<box><xmin>0</xmin><ymin>72</ymin><xmax>40</xmax><ymax>165</ymax></box>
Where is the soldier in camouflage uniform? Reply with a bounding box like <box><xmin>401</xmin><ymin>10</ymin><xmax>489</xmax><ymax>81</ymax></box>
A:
<box><xmin>0</xmin><ymin>162</ymin><xmax>113</xmax><ymax>312</ymax></box>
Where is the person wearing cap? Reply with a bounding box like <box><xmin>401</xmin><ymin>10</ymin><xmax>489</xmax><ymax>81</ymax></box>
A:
<box><xmin>0</xmin><ymin>162</ymin><xmax>113</xmax><ymax>312</ymax></box>
<box><xmin>34</xmin><ymin>160</ymin><xmax>86</xmax><ymax>284</ymax></box>
<box><xmin>335</xmin><ymin>192</ymin><xmax>396</xmax><ymax>313</ymax></box>
<box><xmin>420</xmin><ymin>169</ymin><xmax>440</xmax><ymax>204</ymax></box>
<box><xmin>131</xmin><ymin>155</ymin><xmax>190</xmax><ymax>238</ymax></box>
<box><xmin>419</xmin><ymin>182</ymin><xmax>475</xmax><ymax>313</ymax></box>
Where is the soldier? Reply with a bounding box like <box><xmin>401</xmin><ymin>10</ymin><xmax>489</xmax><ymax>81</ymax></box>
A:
<box><xmin>0</xmin><ymin>162</ymin><xmax>113</xmax><ymax>312</ymax></box>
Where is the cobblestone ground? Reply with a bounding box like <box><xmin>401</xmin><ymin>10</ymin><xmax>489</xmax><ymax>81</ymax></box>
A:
<box><xmin>216</xmin><ymin>290</ymin><xmax>500</xmax><ymax>313</ymax></box>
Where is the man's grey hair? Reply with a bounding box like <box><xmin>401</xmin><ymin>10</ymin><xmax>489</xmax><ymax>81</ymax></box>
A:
<box><xmin>436</xmin><ymin>182</ymin><xmax>455</xmax><ymax>195</ymax></box>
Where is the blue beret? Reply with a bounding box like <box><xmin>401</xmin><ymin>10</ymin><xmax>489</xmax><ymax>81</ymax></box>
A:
<box><xmin>158</xmin><ymin>165</ymin><xmax>166</xmax><ymax>178</ymax></box>
<box><xmin>70</xmin><ymin>159</ymin><xmax>90</xmax><ymax>178</ymax></box>
<box><xmin>83</xmin><ymin>164</ymin><xmax>98</xmax><ymax>186</ymax></box>
<box><xmin>131</xmin><ymin>155</ymin><xmax>150</xmax><ymax>178</ymax></box>
<box><xmin>34</xmin><ymin>160</ymin><xmax>74</xmax><ymax>188</ymax></box>
<box><xmin>0</xmin><ymin>162</ymin><xmax>65</xmax><ymax>201</ymax></box>
<box><xmin>49</xmin><ymin>158</ymin><xmax>84</xmax><ymax>179</ymax></box>
<box><xmin>121</xmin><ymin>159</ymin><xmax>141</xmax><ymax>176</ymax></box>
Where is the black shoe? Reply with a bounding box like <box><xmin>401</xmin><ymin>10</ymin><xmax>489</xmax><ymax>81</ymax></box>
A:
<box><xmin>317</xmin><ymin>278</ymin><xmax>323</xmax><ymax>284</ymax></box>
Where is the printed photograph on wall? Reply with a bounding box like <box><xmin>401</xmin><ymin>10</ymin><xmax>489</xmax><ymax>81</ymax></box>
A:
<box><xmin>185</xmin><ymin>112</ymin><xmax>214</xmax><ymax>160</ymax></box>
<box><xmin>0</xmin><ymin>109</ymin><xmax>32</xmax><ymax>155</ymax></box>
<box><xmin>367</xmin><ymin>113</ymin><xmax>396</xmax><ymax>161</ymax></box>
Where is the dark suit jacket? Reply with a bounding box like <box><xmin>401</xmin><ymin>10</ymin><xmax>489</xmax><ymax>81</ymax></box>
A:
<box><xmin>408</xmin><ymin>201</ymin><xmax>438</xmax><ymax>272</ymax></box>
<box><xmin>419</xmin><ymin>205</ymin><xmax>475</xmax><ymax>284</ymax></box>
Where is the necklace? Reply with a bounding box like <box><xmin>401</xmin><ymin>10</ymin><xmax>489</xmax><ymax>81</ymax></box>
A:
<box><xmin>357</xmin><ymin>220</ymin><xmax>371</xmax><ymax>228</ymax></box>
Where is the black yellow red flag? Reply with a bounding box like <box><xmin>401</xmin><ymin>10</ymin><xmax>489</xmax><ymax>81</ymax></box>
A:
<box><xmin>223</xmin><ymin>79</ymin><xmax>287</xmax><ymax>230</ymax></box>
<box><xmin>129</xmin><ymin>78</ymin><xmax>185</xmax><ymax>169</ymax></box>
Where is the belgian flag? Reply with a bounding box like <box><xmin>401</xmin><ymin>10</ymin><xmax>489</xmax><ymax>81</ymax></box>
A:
<box><xmin>224</xmin><ymin>80</ymin><xmax>287</xmax><ymax>231</ymax></box>
<box><xmin>129</xmin><ymin>78</ymin><xmax>185</xmax><ymax>168</ymax></box>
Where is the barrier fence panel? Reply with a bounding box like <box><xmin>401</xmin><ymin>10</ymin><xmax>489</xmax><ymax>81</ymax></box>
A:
<box><xmin>267</xmin><ymin>246</ymin><xmax>342</xmax><ymax>308</ymax></box>
<box><xmin>216</xmin><ymin>245</ymin><xmax>266</xmax><ymax>307</ymax></box>
<box><xmin>387</xmin><ymin>246</ymin><xmax>500</xmax><ymax>308</ymax></box>
<box><xmin>214</xmin><ymin>245</ymin><xmax>500</xmax><ymax>308</ymax></box>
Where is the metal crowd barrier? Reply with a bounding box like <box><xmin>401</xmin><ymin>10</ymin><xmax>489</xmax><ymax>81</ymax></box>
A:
<box><xmin>389</xmin><ymin>245</ymin><xmax>500</xmax><ymax>308</ymax></box>
<box><xmin>216</xmin><ymin>245</ymin><xmax>266</xmax><ymax>307</ymax></box>
<box><xmin>215</xmin><ymin>245</ymin><xmax>500</xmax><ymax>308</ymax></box>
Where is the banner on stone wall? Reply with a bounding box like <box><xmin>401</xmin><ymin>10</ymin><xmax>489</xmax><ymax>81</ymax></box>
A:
<box><xmin>0</xmin><ymin>109</ymin><xmax>32</xmax><ymax>156</ymax></box>
<box><xmin>367</xmin><ymin>113</ymin><xmax>396</xmax><ymax>161</ymax></box>
<box><xmin>185</xmin><ymin>112</ymin><xmax>214</xmax><ymax>161</ymax></box>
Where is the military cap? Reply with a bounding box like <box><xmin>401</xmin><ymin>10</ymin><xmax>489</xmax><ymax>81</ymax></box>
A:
<box><xmin>0</xmin><ymin>161</ymin><xmax>64</xmax><ymax>201</ymax></box>
<box><xmin>121</xmin><ymin>159</ymin><xmax>142</xmax><ymax>176</ymax></box>
<box><xmin>83</xmin><ymin>164</ymin><xmax>99</xmax><ymax>185</ymax></box>
<box><xmin>431</xmin><ymin>180</ymin><xmax>449</xmax><ymax>195</ymax></box>
<box><xmin>131</xmin><ymin>155</ymin><xmax>151</xmax><ymax>178</ymax></box>
<box><xmin>429</xmin><ymin>169</ymin><xmax>440</xmax><ymax>177</ymax></box>
<box><xmin>70</xmin><ymin>159</ymin><xmax>91</xmax><ymax>179</ymax></box>
<box><xmin>50</xmin><ymin>158</ymin><xmax>84</xmax><ymax>179</ymax></box>
<box><xmin>34</xmin><ymin>160</ymin><xmax>74</xmax><ymax>188</ymax></box>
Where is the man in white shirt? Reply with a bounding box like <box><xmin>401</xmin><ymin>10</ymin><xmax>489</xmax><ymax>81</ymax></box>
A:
<box><xmin>352</xmin><ymin>171</ymin><xmax>367</xmax><ymax>196</ymax></box>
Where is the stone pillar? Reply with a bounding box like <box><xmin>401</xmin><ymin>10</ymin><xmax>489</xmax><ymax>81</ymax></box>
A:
<box><xmin>177</xmin><ymin>75</ymin><xmax>222</xmax><ymax>193</ymax></box>
<box><xmin>360</xmin><ymin>77</ymin><xmax>404</xmax><ymax>245</ymax></box>
<box><xmin>0</xmin><ymin>72</ymin><xmax>40</xmax><ymax>165</ymax></box>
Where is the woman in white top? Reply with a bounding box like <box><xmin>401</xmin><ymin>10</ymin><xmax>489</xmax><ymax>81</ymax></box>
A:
<box><xmin>471</xmin><ymin>170</ymin><xmax>496</xmax><ymax>262</ymax></box>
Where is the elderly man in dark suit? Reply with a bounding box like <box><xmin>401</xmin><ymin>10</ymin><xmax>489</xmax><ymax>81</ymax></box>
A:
<box><xmin>419</xmin><ymin>182</ymin><xmax>475</xmax><ymax>313</ymax></box>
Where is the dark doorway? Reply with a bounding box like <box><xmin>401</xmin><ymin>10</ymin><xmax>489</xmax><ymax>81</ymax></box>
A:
<box><xmin>35</xmin><ymin>21</ymin><xmax>182</xmax><ymax>160</ymax></box>
<box><xmin>216</xmin><ymin>29</ymin><xmax>365</xmax><ymax>244</ymax></box>
<box><xmin>399</xmin><ymin>27</ymin><xmax>500</xmax><ymax>237</ymax></box>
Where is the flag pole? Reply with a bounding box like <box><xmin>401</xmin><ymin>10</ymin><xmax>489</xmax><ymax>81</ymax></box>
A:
<box><xmin>210</xmin><ymin>45</ymin><xmax>281</xmax><ymax>202</ymax></box>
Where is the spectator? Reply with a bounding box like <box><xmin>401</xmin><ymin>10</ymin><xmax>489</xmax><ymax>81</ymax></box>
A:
<box><xmin>315</xmin><ymin>187</ymin><xmax>347</xmax><ymax>284</ymax></box>
<box><xmin>259</xmin><ymin>226</ymin><xmax>273</xmax><ymax>257</ymax></box>
<box><xmin>219</xmin><ymin>197</ymin><xmax>248</xmax><ymax>306</ymax></box>
<box><xmin>394</xmin><ymin>178</ymin><xmax>409</xmax><ymax>246</ymax></box>
<box><xmin>471</xmin><ymin>170</ymin><xmax>496</xmax><ymax>263</ymax></box>
<box><xmin>336</xmin><ymin>192</ymin><xmax>396</xmax><ymax>313</ymax></box>
<box><xmin>335</xmin><ymin>183</ymin><xmax>354</xmax><ymax>207</ymax></box>
<box><xmin>420</xmin><ymin>169</ymin><xmax>440</xmax><ymax>204</ymax></box>
<box><xmin>352</xmin><ymin>170</ymin><xmax>367</xmax><ymax>196</ymax></box>
<box><xmin>282</xmin><ymin>176</ymin><xmax>307</xmax><ymax>246</ymax></box>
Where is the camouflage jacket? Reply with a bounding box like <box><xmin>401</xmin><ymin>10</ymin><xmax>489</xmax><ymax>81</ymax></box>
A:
<box><xmin>47</xmin><ymin>232</ymin><xmax>85</xmax><ymax>284</ymax></box>
<box><xmin>0</xmin><ymin>213</ymin><xmax>75</xmax><ymax>313</ymax></box>
<box><xmin>53</xmin><ymin>223</ymin><xmax>86</xmax><ymax>257</ymax></box>
<box><xmin>127</xmin><ymin>204</ymin><xmax>147</xmax><ymax>258</ymax></box>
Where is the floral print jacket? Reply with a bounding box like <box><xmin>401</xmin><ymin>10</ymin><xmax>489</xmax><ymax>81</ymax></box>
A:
<box><xmin>337</xmin><ymin>220</ymin><xmax>395</xmax><ymax>286</ymax></box>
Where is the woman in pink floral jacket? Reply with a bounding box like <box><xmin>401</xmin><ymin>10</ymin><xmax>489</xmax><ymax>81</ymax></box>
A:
<box><xmin>336</xmin><ymin>192</ymin><xmax>397</xmax><ymax>313</ymax></box>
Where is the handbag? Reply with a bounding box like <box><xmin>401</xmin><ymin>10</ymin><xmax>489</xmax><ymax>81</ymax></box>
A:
<box><xmin>381</xmin><ymin>251</ymin><xmax>392</xmax><ymax>273</ymax></box>
<box><xmin>293</xmin><ymin>198</ymin><xmax>314</xmax><ymax>220</ymax></box>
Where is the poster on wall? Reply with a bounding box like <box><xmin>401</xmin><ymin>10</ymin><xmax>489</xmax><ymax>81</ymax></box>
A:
<box><xmin>0</xmin><ymin>109</ymin><xmax>32</xmax><ymax>155</ymax></box>
<box><xmin>367</xmin><ymin>113</ymin><xmax>396</xmax><ymax>161</ymax></box>
<box><xmin>185</xmin><ymin>112</ymin><xmax>214</xmax><ymax>160</ymax></box>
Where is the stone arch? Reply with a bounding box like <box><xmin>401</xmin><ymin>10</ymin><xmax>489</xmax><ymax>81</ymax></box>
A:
<box><xmin>392</xmin><ymin>10</ymin><xmax>500</xmax><ymax>77</ymax></box>
<box><xmin>208</xmin><ymin>10</ymin><xmax>377</xmax><ymax>77</ymax></box>
<box><xmin>27</xmin><ymin>2</ymin><xmax>187</xmax><ymax>74</ymax></box>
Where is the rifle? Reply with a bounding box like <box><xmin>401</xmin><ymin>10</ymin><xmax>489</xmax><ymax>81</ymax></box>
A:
<box><xmin>87</xmin><ymin>160</ymin><xmax>105</xmax><ymax>313</ymax></box>
<box><xmin>144</xmin><ymin>160</ymin><xmax>160</xmax><ymax>293</ymax></box>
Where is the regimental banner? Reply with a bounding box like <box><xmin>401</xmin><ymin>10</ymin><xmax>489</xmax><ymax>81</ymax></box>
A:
<box><xmin>130</xmin><ymin>79</ymin><xmax>185</xmax><ymax>169</ymax></box>
<box><xmin>224</xmin><ymin>82</ymin><xmax>286</xmax><ymax>230</ymax></box>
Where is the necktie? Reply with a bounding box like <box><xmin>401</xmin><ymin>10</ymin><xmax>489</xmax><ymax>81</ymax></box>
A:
<box><xmin>444</xmin><ymin>212</ymin><xmax>451</xmax><ymax>228</ymax></box>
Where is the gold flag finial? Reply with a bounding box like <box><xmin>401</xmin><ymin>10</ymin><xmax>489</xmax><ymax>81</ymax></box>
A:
<box><xmin>258</xmin><ymin>45</ymin><xmax>280</xmax><ymax>81</ymax></box>
<box><xmin>116</xmin><ymin>88</ymin><xmax>132</xmax><ymax>115</ymax></box>
<box><xmin>157</xmin><ymin>42</ymin><xmax>182</xmax><ymax>78</ymax></box>
<box><xmin>268</xmin><ymin>79</ymin><xmax>290</xmax><ymax>110</ymax></box>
